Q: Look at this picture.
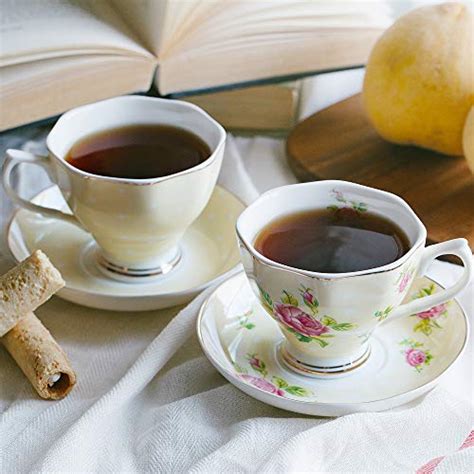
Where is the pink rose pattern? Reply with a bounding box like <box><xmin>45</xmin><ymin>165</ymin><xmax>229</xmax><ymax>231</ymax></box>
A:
<box><xmin>235</xmin><ymin>355</ymin><xmax>311</xmax><ymax>398</ymax></box>
<box><xmin>411</xmin><ymin>284</ymin><xmax>448</xmax><ymax>336</ymax></box>
<box><xmin>397</xmin><ymin>269</ymin><xmax>414</xmax><ymax>294</ymax></box>
<box><xmin>417</xmin><ymin>304</ymin><xmax>446</xmax><ymax>320</ymax></box>
<box><xmin>258</xmin><ymin>285</ymin><xmax>354</xmax><ymax>347</ymax></box>
<box><xmin>239</xmin><ymin>375</ymin><xmax>285</xmax><ymax>397</ymax></box>
<box><xmin>274</xmin><ymin>304</ymin><xmax>329</xmax><ymax>338</ymax></box>
<box><xmin>397</xmin><ymin>284</ymin><xmax>451</xmax><ymax>373</ymax></box>
<box><xmin>400</xmin><ymin>339</ymin><xmax>433</xmax><ymax>373</ymax></box>
<box><xmin>302</xmin><ymin>289</ymin><xmax>315</xmax><ymax>307</ymax></box>
<box><xmin>406</xmin><ymin>348</ymin><xmax>426</xmax><ymax>366</ymax></box>
<box><xmin>299</xmin><ymin>285</ymin><xmax>319</xmax><ymax>314</ymax></box>
<box><xmin>246</xmin><ymin>354</ymin><xmax>267</xmax><ymax>377</ymax></box>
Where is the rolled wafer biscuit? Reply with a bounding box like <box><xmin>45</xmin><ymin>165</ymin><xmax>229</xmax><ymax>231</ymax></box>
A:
<box><xmin>0</xmin><ymin>250</ymin><xmax>65</xmax><ymax>336</ymax></box>
<box><xmin>2</xmin><ymin>312</ymin><xmax>76</xmax><ymax>399</ymax></box>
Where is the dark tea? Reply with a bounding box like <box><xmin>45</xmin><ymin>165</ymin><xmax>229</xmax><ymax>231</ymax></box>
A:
<box><xmin>65</xmin><ymin>124</ymin><xmax>211</xmax><ymax>179</ymax></box>
<box><xmin>254</xmin><ymin>208</ymin><xmax>410</xmax><ymax>273</ymax></box>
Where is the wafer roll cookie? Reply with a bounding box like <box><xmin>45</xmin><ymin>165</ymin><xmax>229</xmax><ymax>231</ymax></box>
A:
<box><xmin>0</xmin><ymin>250</ymin><xmax>65</xmax><ymax>336</ymax></box>
<box><xmin>2</xmin><ymin>312</ymin><xmax>76</xmax><ymax>399</ymax></box>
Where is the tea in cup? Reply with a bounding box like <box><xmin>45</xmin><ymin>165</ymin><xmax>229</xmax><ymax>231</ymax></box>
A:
<box><xmin>3</xmin><ymin>96</ymin><xmax>226</xmax><ymax>280</ymax></box>
<box><xmin>236</xmin><ymin>181</ymin><xmax>472</xmax><ymax>376</ymax></box>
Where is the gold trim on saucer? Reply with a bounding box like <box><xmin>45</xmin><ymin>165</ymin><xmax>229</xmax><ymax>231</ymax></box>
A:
<box><xmin>279</xmin><ymin>342</ymin><xmax>372</xmax><ymax>378</ymax></box>
<box><xmin>96</xmin><ymin>250</ymin><xmax>182</xmax><ymax>279</ymax></box>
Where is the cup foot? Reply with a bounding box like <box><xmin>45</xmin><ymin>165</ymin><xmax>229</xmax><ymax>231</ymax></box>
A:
<box><xmin>279</xmin><ymin>343</ymin><xmax>371</xmax><ymax>379</ymax></box>
<box><xmin>95</xmin><ymin>248</ymin><xmax>182</xmax><ymax>283</ymax></box>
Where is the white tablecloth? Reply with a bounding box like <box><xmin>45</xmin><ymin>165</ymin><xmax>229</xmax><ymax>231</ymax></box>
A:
<box><xmin>0</xmin><ymin>72</ymin><xmax>473</xmax><ymax>473</ymax></box>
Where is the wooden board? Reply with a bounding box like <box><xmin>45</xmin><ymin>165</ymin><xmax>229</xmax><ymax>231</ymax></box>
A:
<box><xmin>287</xmin><ymin>94</ymin><xmax>474</xmax><ymax>257</ymax></box>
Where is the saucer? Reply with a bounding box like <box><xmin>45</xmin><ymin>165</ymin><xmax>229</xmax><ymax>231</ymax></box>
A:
<box><xmin>197</xmin><ymin>272</ymin><xmax>468</xmax><ymax>416</ymax></box>
<box><xmin>7</xmin><ymin>185</ymin><xmax>245</xmax><ymax>311</ymax></box>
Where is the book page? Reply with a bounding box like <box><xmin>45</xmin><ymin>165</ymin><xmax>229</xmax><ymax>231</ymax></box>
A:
<box><xmin>0</xmin><ymin>0</ymin><xmax>154</xmax><ymax>67</ymax></box>
<box><xmin>110</xmin><ymin>0</ymin><xmax>167</xmax><ymax>56</ymax></box>
<box><xmin>159</xmin><ymin>0</ymin><xmax>215</xmax><ymax>55</ymax></box>
<box><xmin>112</xmin><ymin>0</ymin><xmax>214</xmax><ymax>58</ymax></box>
<box><xmin>160</xmin><ymin>0</ymin><xmax>391</xmax><ymax>60</ymax></box>
<box><xmin>156</xmin><ymin>0</ymin><xmax>392</xmax><ymax>94</ymax></box>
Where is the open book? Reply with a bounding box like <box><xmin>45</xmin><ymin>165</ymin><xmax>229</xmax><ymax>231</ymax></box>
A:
<box><xmin>0</xmin><ymin>0</ymin><xmax>391</xmax><ymax>131</ymax></box>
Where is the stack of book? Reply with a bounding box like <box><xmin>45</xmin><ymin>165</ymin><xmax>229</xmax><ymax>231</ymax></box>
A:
<box><xmin>0</xmin><ymin>0</ymin><xmax>391</xmax><ymax>132</ymax></box>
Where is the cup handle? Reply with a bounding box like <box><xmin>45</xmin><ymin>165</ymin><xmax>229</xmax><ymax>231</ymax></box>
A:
<box><xmin>2</xmin><ymin>149</ymin><xmax>82</xmax><ymax>228</ymax></box>
<box><xmin>383</xmin><ymin>239</ymin><xmax>472</xmax><ymax>324</ymax></box>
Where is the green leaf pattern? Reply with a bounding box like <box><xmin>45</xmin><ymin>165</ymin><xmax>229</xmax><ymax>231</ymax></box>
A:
<box><xmin>258</xmin><ymin>285</ymin><xmax>273</xmax><ymax>313</ymax></box>
<box><xmin>272</xmin><ymin>376</ymin><xmax>288</xmax><ymax>389</ymax></box>
<box><xmin>374</xmin><ymin>305</ymin><xmax>393</xmax><ymax>322</ymax></box>
<box><xmin>281</xmin><ymin>290</ymin><xmax>299</xmax><ymax>307</ymax></box>
<box><xmin>238</xmin><ymin>310</ymin><xmax>256</xmax><ymax>330</ymax></box>
<box><xmin>413</xmin><ymin>284</ymin><xmax>435</xmax><ymax>299</ymax></box>
<box><xmin>321</xmin><ymin>315</ymin><xmax>336</xmax><ymax>326</ymax></box>
<box><xmin>327</xmin><ymin>189</ymin><xmax>368</xmax><ymax>213</ymax></box>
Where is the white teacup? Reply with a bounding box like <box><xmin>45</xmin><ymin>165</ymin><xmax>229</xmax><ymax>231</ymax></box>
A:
<box><xmin>3</xmin><ymin>96</ymin><xmax>226</xmax><ymax>280</ymax></box>
<box><xmin>236</xmin><ymin>181</ymin><xmax>472</xmax><ymax>377</ymax></box>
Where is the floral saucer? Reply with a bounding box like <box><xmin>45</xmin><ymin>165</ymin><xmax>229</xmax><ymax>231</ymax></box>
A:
<box><xmin>197</xmin><ymin>272</ymin><xmax>469</xmax><ymax>416</ymax></box>
<box><xmin>7</xmin><ymin>185</ymin><xmax>245</xmax><ymax>311</ymax></box>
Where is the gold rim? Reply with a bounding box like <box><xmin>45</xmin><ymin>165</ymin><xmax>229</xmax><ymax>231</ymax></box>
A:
<box><xmin>279</xmin><ymin>343</ymin><xmax>371</xmax><ymax>377</ymax></box>
<box><xmin>96</xmin><ymin>249</ymin><xmax>182</xmax><ymax>278</ymax></box>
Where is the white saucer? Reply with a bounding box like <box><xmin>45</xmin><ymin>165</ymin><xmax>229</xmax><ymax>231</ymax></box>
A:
<box><xmin>7</xmin><ymin>185</ymin><xmax>245</xmax><ymax>311</ymax></box>
<box><xmin>197</xmin><ymin>272</ymin><xmax>469</xmax><ymax>416</ymax></box>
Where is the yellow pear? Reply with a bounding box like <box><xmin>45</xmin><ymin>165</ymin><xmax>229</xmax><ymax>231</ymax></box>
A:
<box><xmin>363</xmin><ymin>3</ymin><xmax>474</xmax><ymax>156</ymax></box>
<box><xmin>463</xmin><ymin>106</ymin><xmax>474</xmax><ymax>173</ymax></box>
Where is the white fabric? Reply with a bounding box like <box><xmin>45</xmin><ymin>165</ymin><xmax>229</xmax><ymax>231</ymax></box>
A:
<box><xmin>1</xmin><ymin>73</ymin><xmax>473</xmax><ymax>473</ymax></box>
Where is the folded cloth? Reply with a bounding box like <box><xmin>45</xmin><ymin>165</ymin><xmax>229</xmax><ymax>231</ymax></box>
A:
<box><xmin>0</xmin><ymin>107</ymin><xmax>473</xmax><ymax>474</ymax></box>
<box><xmin>0</xmin><ymin>264</ymin><xmax>471</xmax><ymax>471</ymax></box>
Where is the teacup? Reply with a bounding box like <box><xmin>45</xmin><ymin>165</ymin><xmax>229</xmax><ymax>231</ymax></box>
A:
<box><xmin>236</xmin><ymin>181</ymin><xmax>472</xmax><ymax>377</ymax></box>
<box><xmin>3</xmin><ymin>96</ymin><xmax>226</xmax><ymax>280</ymax></box>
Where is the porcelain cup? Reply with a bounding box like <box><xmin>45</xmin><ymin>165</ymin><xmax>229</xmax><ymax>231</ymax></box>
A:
<box><xmin>236</xmin><ymin>181</ymin><xmax>472</xmax><ymax>377</ymax></box>
<box><xmin>3</xmin><ymin>96</ymin><xmax>226</xmax><ymax>280</ymax></box>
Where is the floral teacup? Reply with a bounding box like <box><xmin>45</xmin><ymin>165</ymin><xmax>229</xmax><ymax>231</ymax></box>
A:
<box><xmin>236</xmin><ymin>181</ymin><xmax>472</xmax><ymax>377</ymax></box>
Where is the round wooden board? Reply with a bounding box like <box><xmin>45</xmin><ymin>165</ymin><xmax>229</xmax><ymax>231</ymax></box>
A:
<box><xmin>286</xmin><ymin>94</ymin><xmax>474</xmax><ymax>254</ymax></box>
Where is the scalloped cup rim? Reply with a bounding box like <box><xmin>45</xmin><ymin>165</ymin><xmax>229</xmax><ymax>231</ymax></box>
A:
<box><xmin>46</xmin><ymin>95</ymin><xmax>226</xmax><ymax>185</ymax></box>
<box><xmin>236</xmin><ymin>180</ymin><xmax>427</xmax><ymax>280</ymax></box>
